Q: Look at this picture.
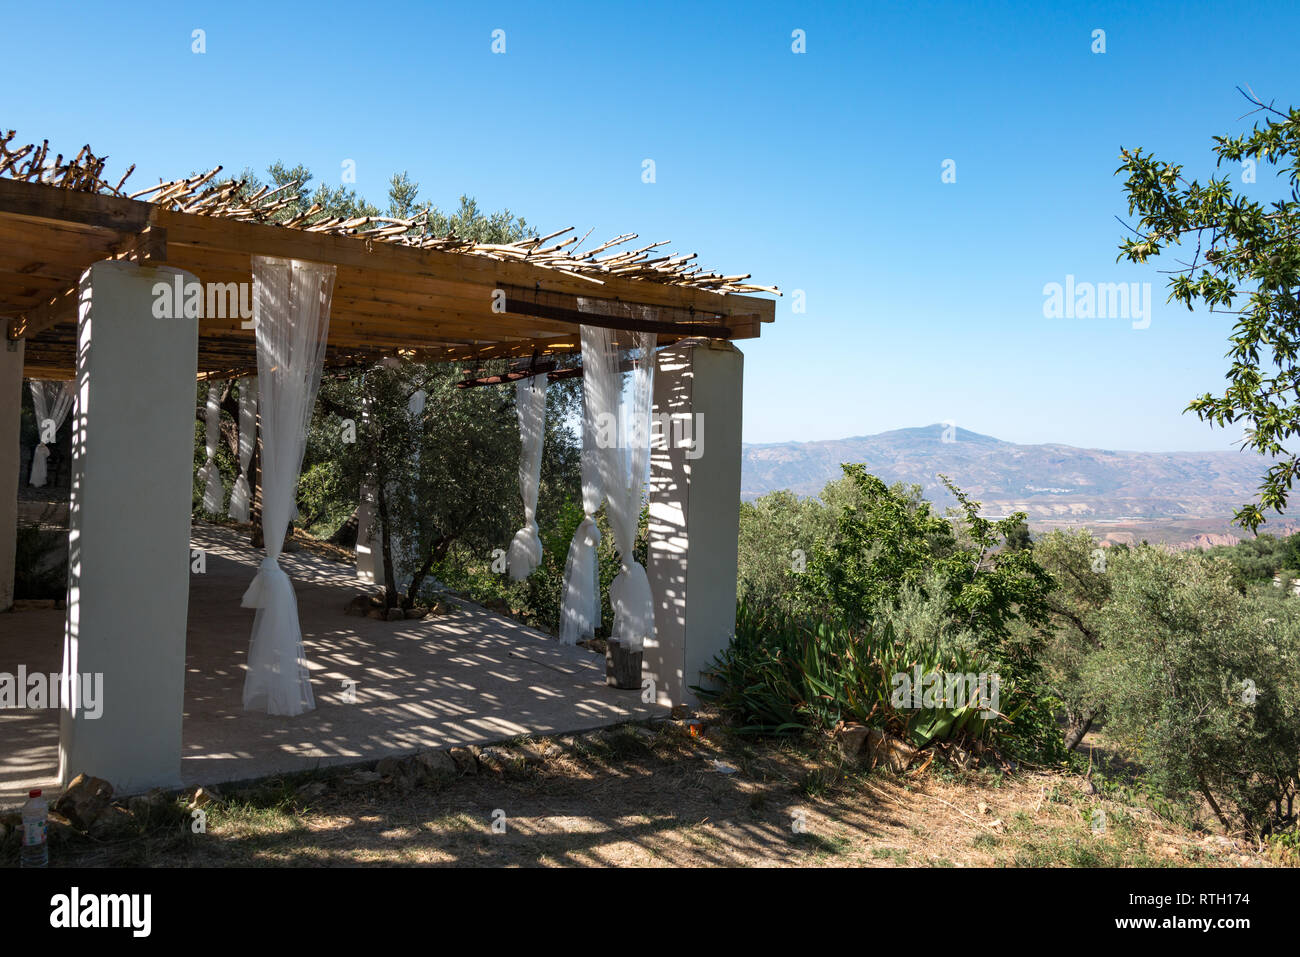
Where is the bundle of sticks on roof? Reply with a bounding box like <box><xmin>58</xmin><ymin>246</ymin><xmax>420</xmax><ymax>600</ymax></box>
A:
<box><xmin>0</xmin><ymin>130</ymin><xmax>780</xmax><ymax>296</ymax></box>
<box><xmin>0</xmin><ymin>131</ymin><xmax>136</xmax><ymax>195</ymax></box>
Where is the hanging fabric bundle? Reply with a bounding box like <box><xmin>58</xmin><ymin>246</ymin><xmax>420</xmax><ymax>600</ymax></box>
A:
<box><xmin>228</xmin><ymin>376</ymin><xmax>257</xmax><ymax>523</ymax></box>
<box><xmin>196</xmin><ymin>382</ymin><xmax>225</xmax><ymax>513</ymax></box>
<box><xmin>400</xmin><ymin>388</ymin><xmax>428</xmax><ymax>585</ymax></box>
<box><xmin>241</xmin><ymin>256</ymin><xmax>335</xmax><ymax>717</ymax></box>
<box><xmin>506</xmin><ymin>375</ymin><xmax>547</xmax><ymax>579</ymax></box>
<box><xmin>27</xmin><ymin>380</ymin><xmax>75</xmax><ymax>487</ymax></box>
<box><xmin>587</xmin><ymin>316</ymin><xmax>657</xmax><ymax>652</ymax></box>
<box><xmin>558</xmin><ymin>326</ymin><xmax>616</xmax><ymax>644</ymax></box>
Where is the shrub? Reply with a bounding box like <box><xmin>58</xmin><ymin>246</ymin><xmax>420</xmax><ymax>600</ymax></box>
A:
<box><xmin>1033</xmin><ymin>529</ymin><xmax>1111</xmax><ymax>750</ymax></box>
<box><xmin>736</xmin><ymin>489</ymin><xmax>833</xmax><ymax>616</ymax></box>
<box><xmin>701</xmin><ymin>601</ymin><xmax>1017</xmax><ymax>750</ymax></box>
<box><xmin>717</xmin><ymin>469</ymin><xmax>1065</xmax><ymax>761</ymax></box>
<box><xmin>14</xmin><ymin>524</ymin><xmax>66</xmax><ymax>601</ymax></box>
<box><xmin>801</xmin><ymin>468</ymin><xmax>1053</xmax><ymax>679</ymax></box>
<box><xmin>1088</xmin><ymin>548</ymin><xmax>1300</xmax><ymax>836</ymax></box>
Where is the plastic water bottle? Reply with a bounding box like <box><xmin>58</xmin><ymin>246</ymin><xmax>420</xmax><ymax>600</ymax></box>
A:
<box><xmin>20</xmin><ymin>788</ymin><xmax>48</xmax><ymax>868</ymax></box>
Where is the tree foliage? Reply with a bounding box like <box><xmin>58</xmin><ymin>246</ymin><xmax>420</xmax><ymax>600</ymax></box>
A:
<box><xmin>728</xmin><ymin>466</ymin><xmax>1064</xmax><ymax>760</ymax></box>
<box><xmin>232</xmin><ymin>162</ymin><xmax>532</xmax><ymax>242</ymax></box>
<box><xmin>1087</xmin><ymin>548</ymin><xmax>1300</xmax><ymax>835</ymax></box>
<box><xmin>1033</xmin><ymin>530</ymin><xmax>1112</xmax><ymax>749</ymax></box>
<box><xmin>221</xmin><ymin>160</ymin><xmax>555</xmax><ymax>609</ymax></box>
<box><xmin>303</xmin><ymin>361</ymin><xmax>581</xmax><ymax>610</ymax></box>
<box><xmin>1117</xmin><ymin>88</ymin><xmax>1300</xmax><ymax>530</ymax></box>
<box><xmin>800</xmin><ymin>467</ymin><xmax>1052</xmax><ymax>677</ymax></box>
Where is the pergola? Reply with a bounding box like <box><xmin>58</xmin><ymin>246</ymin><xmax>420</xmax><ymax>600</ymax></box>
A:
<box><xmin>0</xmin><ymin>137</ymin><xmax>777</xmax><ymax>793</ymax></box>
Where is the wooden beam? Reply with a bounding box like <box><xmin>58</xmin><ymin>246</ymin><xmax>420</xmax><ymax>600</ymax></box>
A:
<box><xmin>0</xmin><ymin>178</ymin><xmax>153</xmax><ymax>232</ymax></box>
<box><xmin>4</xmin><ymin>178</ymin><xmax>775</xmax><ymax>376</ymax></box>
<box><xmin>154</xmin><ymin>207</ymin><xmax>759</xmax><ymax>318</ymax></box>
<box><xmin>16</xmin><ymin>225</ymin><xmax>170</xmax><ymax>336</ymax></box>
<box><xmin>502</xmin><ymin>296</ymin><xmax>731</xmax><ymax>338</ymax></box>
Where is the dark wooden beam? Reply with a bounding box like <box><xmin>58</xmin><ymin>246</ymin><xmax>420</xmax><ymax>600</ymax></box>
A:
<box><xmin>503</xmin><ymin>296</ymin><xmax>731</xmax><ymax>338</ymax></box>
<box><xmin>0</xmin><ymin>178</ymin><xmax>154</xmax><ymax>232</ymax></box>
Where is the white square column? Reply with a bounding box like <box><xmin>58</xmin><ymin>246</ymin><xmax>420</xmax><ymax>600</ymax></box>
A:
<box><xmin>59</xmin><ymin>260</ymin><xmax>199</xmax><ymax>793</ymax></box>
<box><xmin>645</xmin><ymin>338</ymin><xmax>744</xmax><ymax>708</ymax></box>
<box><xmin>356</xmin><ymin>483</ymin><xmax>385</xmax><ymax>586</ymax></box>
<box><xmin>0</xmin><ymin>335</ymin><xmax>23</xmax><ymax>610</ymax></box>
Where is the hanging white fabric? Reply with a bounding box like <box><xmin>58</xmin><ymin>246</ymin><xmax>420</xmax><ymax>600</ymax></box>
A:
<box><xmin>507</xmin><ymin>376</ymin><xmax>547</xmax><ymax>579</ymax></box>
<box><xmin>28</xmin><ymin>380</ymin><xmax>75</xmax><ymax>487</ymax></box>
<box><xmin>385</xmin><ymin>385</ymin><xmax>428</xmax><ymax>591</ymax></box>
<box><xmin>558</xmin><ymin>326</ymin><xmax>616</xmax><ymax>644</ymax></box>
<box><xmin>581</xmin><ymin>311</ymin><xmax>658</xmax><ymax>653</ymax></box>
<box><xmin>196</xmin><ymin>382</ymin><xmax>225</xmax><ymax>513</ymax></box>
<box><xmin>400</xmin><ymin>388</ymin><xmax>427</xmax><ymax>587</ymax></box>
<box><xmin>228</xmin><ymin>377</ymin><xmax>257</xmax><ymax>523</ymax></box>
<box><xmin>241</xmin><ymin>257</ymin><xmax>335</xmax><ymax>717</ymax></box>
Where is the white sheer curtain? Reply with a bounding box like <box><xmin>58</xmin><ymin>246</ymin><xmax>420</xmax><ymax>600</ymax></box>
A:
<box><xmin>559</xmin><ymin>326</ymin><xmax>616</xmax><ymax>644</ymax></box>
<box><xmin>228</xmin><ymin>377</ymin><xmax>257</xmax><ymax>522</ymax></box>
<box><xmin>583</xmin><ymin>313</ymin><xmax>657</xmax><ymax>653</ymax></box>
<box><xmin>241</xmin><ymin>257</ymin><xmax>335</xmax><ymax>716</ymax></box>
<box><xmin>197</xmin><ymin>382</ymin><xmax>225</xmax><ymax>513</ymax></box>
<box><xmin>387</xmin><ymin>386</ymin><xmax>427</xmax><ymax>591</ymax></box>
<box><xmin>28</xmin><ymin>380</ymin><xmax>75</xmax><ymax>487</ymax></box>
<box><xmin>507</xmin><ymin>376</ymin><xmax>546</xmax><ymax>580</ymax></box>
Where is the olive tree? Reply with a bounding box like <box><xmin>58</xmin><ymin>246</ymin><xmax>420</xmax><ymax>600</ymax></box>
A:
<box><xmin>1117</xmin><ymin>88</ymin><xmax>1300</xmax><ymax>531</ymax></box>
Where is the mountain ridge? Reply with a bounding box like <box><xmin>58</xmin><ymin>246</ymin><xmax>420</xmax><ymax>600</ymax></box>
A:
<box><xmin>740</xmin><ymin>424</ymin><xmax>1288</xmax><ymax>545</ymax></box>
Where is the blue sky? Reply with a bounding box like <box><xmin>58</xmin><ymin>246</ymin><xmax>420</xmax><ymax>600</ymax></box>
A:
<box><xmin>3</xmin><ymin>0</ymin><xmax>1295</xmax><ymax>451</ymax></box>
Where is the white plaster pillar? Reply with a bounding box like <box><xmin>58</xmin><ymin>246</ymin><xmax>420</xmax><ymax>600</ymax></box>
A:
<box><xmin>645</xmin><ymin>338</ymin><xmax>744</xmax><ymax>708</ymax></box>
<box><xmin>0</xmin><ymin>336</ymin><xmax>23</xmax><ymax>611</ymax></box>
<box><xmin>356</xmin><ymin>482</ymin><xmax>385</xmax><ymax>587</ymax></box>
<box><xmin>59</xmin><ymin>260</ymin><xmax>198</xmax><ymax>793</ymax></box>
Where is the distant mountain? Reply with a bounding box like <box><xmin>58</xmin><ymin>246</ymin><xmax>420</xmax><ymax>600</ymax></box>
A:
<box><xmin>741</xmin><ymin>425</ymin><xmax>1294</xmax><ymax>543</ymax></box>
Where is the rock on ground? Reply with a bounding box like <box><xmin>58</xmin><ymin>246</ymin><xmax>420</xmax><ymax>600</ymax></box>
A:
<box><xmin>52</xmin><ymin>774</ymin><xmax>115</xmax><ymax>830</ymax></box>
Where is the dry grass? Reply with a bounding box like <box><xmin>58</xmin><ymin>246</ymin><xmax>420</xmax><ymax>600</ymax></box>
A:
<box><xmin>4</xmin><ymin>717</ymin><xmax>1277</xmax><ymax>868</ymax></box>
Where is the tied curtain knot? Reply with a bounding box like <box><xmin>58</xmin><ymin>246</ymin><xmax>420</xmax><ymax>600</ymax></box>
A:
<box><xmin>507</xmin><ymin>377</ymin><xmax>547</xmax><ymax>580</ymax></box>
<box><xmin>507</xmin><ymin>519</ymin><xmax>543</xmax><ymax>581</ymax></box>
<box><xmin>241</xmin><ymin>256</ymin><xmax>333</xmax><ymax>717</ymax></box>
<box><xmin>30</xmin><ymin>444</ymin><xmax>51</xmax><ymax>487</ymax></box>
<box><xmin>241</xmin><ymin>555</ymin><xmax>291</xmax><ymax>610</ymax></box>
<box><xmin>610</xmin><ymin>558</ymin><xmax>654</xmax><ymax>649</ymax></box>
<box><xmin>577</xmin><ymin>515</ymin><xmax>600</xmax><ymax>549</ymax></box>
<box><xmin>28</xmin><ymin>379</ymin><xmax>76</xmax><ymax>488</ymax></box>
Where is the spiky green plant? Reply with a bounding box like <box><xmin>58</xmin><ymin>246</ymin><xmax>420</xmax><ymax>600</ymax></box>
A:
<box><xmin>699</xmin><ymin>603</ymin><xmax>1014</xmax><ymax>748</ymax></box>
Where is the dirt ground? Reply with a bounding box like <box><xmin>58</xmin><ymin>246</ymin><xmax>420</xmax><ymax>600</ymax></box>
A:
<box><xmin>4</xmin><ymin>713</ymin><xmax>1283</xmax><ymax>868</ymax></box>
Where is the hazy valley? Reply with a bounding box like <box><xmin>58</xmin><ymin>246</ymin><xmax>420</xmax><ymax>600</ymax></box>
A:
<box><xmin>741</xmin><ymin>424</ymin><xmax>1293</xmax><ymax>547</ymax></box>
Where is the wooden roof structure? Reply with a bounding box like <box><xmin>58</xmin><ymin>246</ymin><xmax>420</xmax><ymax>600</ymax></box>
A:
<box><xmin>0</xmin><ymin>134</ymin><xmax>778</xmax><ymax>380</ymax></box>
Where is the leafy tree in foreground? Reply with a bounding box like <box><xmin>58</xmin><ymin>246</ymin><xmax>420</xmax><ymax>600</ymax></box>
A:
<box><xmin>803</xmin><ymin>467</ymin><xmax>1052</xmax><ymax>671</ymax></box>
<box><xmin>802</xmin><ymin>467</ymin><xmax>956</xmax><ymax>621</ymax></box>
<box><xmin>1117</xmin><ymin>88</ymin><xmax>1300</xmax><ymax>531</ymax></box>
<box><xmin>1088</xmin><ymin>548</ymin><xmax>1300</xmax><ymax>835</ymax></box>
<box><xmin>1033</xmin><ymin>529</ymin><xmax>1112</xmax><ymax>751</ymax></box>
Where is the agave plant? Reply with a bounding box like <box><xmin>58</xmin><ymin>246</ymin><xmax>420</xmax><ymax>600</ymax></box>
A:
<box><xmin>701</xmin><ymin>602</ymin><xmax>1018</xmax><ymax>749</ymax></box>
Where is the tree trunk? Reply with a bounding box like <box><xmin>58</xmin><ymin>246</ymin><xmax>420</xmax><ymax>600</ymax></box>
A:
<box><xmin>606</xmin><ymin>639</ymin><xmax>643</xmax><ymax>690</ymax></box>
<box><xmin>219</xmin><ymin>380</ymin><xmax>239</xmax><ymax>462</ymax></box>
<box><xmin>1064</xmin><ymin>709</ymin><xmax>1096</xmax><ymax>752</ymax></box>
<box><xmin>329</xmin><ymin>505</ymin><xmax>360</xmax><ymax>547</ymax></box>
<box><xmin>1197</xmin><ymin>769</ymin><xmax>1233</xmax><ymax>832</ymax></box>
<box><xmin>376</xmin><ymin>480</ymin><xmax>398</xmax><ymax>610</ymax></box>
<box><xmin>405</xmin><ymin>536</ymin><xmax>451</xmax><ymax>607</ymax></box>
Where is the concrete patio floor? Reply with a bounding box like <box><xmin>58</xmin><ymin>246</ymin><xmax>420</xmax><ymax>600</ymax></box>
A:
<box><xmin>0</xmin><ymin>524</ymin><xmax>660</xmax><ymax>806</ymax></box>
